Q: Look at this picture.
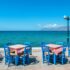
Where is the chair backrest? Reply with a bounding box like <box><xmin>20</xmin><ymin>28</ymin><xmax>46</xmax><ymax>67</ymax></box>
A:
<box><xmin>62</xmin><ymin>47</ymin><xmax>66</xmax><ymax>54</ymax></box>
<box><xmin>24</xmin><ymin>42</ymin><xmax>32</xmax><ymax>54</ymax></box>
<box><xmin>24</xmin><ymin>42</ymin><xmax>32</xmax><ymax>47</ymax></box>
<box><xmin>41</xmin><ymin>42</ymin><xmax>49</xmax><ymax>52</ymax></box>
<box><xmin>6</xmin><ymin>42</ymin><xmax>14</xmax><ymax>46</ymax></box>
<box><xmin>4</xmin><ymin>44</ymin><xmax>10</xmax><ymax>57</ymax></box>
<box><xmin>55</xmin><ymin>42</ymin><xmax>66</xmax><ymax>54</ymax></box>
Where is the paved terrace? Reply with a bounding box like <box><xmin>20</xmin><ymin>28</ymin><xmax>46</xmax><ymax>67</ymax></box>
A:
<box><xmin>0</xmin><ymin>48</ymin><xmax>70</xmax><ymax>70</ymax></box>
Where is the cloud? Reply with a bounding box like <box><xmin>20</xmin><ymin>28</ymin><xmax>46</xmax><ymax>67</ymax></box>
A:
<box><xmin>38</xmin><ymin>23</ymin><xmax>62</xmax><ymax>29</ymax></box>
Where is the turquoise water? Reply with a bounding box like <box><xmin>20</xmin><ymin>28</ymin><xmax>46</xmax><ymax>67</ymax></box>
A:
<box><xmin>0</xmin><ymin>31</ymin><xmax>69</xmax><ymax>47</ymax></box>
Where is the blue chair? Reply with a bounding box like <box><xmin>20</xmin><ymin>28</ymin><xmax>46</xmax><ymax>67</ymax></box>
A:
<box><xmin>23</xmin><ymin>42</ymin><xmax>32</xmax><ymax>64</ymax></box>
<box><xmin>4</xmin><ymin>44</ymin><xmax>19</xmax><ymax>66</ymax></box>
<box><xmin>20</xmin><ymin>46</ymin><xmax>30</xmax><ymax>65</ymax></box>
<box><xmin>24</xmin><ymin>47</ymin><xmax>30</xmax><ymax>64</ymax></box>
<box><xmin>4</xmin><ymin>44</ymin><xmax>13</xmax><ymax>66</ymax></box>
<box><xmin>53</xmin><ymin>42</ymin><xmax>66</xmax><ymax>64</ymax></box>
<box><xmin>58</xmin><ymin>47</ymin><xmax>66</xmax><ymax>64</ymax></box>
<box><xmin>53</xmin><ymin>42</ymin><xmax>64</xmax><ymax>64</ymax></box>
<box><xmin>24</xmin><ymin>42</ymin><xmax>32</xmax><ymax>55</ymax></box>
<box><xmin>41</xmin><ymin>42</ymin><xmax>50</xmax><ymax>64</ymax></box>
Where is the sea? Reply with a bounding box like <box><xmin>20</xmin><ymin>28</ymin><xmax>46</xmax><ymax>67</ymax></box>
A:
<box><xmin>0</xmin><ymin>31</ymin><xmax>70</xmax><ymax>48</ymax></box>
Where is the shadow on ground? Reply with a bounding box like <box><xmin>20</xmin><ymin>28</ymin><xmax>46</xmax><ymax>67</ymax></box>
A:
<box><xmin>29</xmin><ymin>56</ymin><xmax>39</xmax><ymax>65</ymax></box>
<box><xmin>44</xmin><ymin>54</ymin><xmax>68</xmax><ymax>65</ymax></box>
<box><xmin>4</xmin><ymin>55</ymin><xmax>39</xmax><ymax>67</ymax></box>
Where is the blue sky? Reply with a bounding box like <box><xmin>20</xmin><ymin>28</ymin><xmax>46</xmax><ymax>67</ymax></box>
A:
<box><xmin>0</xmin><ymin>0</ymin><xmax>70</xmax><ymax>31</ymax></box>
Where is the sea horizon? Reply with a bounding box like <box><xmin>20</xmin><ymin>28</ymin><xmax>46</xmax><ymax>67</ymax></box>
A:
<box><xmin>0</xmin><ymin>31</ymin><xmax>69</xmax><ymax>48</ymax></box>
<box><xmin>0</xmin><ymin>30</ymin><xmax>69</xmax><ymax>31</ymax></box>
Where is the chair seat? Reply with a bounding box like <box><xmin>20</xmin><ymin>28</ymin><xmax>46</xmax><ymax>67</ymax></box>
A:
<box><xmin>44</xmin><ymin>52</ymin><xmax>53</xmax><ymax>55</ymax></box>
<box><xmin>19</xmin><ymin>54</ymin><xmax>28</xmax><ymax>57</ymax></box>
<box><xmin>20</xmin><ymin>54</ymin><xmax>25</xmax><ymax>57</ymax></box>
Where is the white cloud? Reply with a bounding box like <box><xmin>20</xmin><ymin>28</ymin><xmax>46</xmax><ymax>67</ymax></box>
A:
<box><xmin>37</xmin><ymin>23</ymin><xmax>62</xmax><ymax>29</ymax></box>
<box><xmin>53</xmin><ymin>24</ymin><xmax>57</xmax><ymax>27</ymax></box>
<box><xmin>38</xmin><ymin>23</ymin><xmax>62</xmax><ymax>28</ymax></box>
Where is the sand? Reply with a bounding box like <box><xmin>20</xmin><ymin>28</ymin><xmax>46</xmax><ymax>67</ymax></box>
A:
<box><xmin>0</xmin><ymin>47</ymin><xmax>70</xmax><ymax>70</ymax></box>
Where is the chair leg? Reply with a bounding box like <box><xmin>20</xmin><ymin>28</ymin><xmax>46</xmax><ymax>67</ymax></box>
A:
<box><xmin>53</xmin><ymin>54</ymin><xmax>56</xmax><ymax>64</ymax></box>
<box><xmin>8</xmin><ymin>58</ymin><xmax>12</xmax><ymax>67</ymax></box>
<box><xmin>61</xmin><ymin>54</ymin><xmax>65</xmax><ymax>64</ymax></box>
<box><xmin>42</xmin><ymin>52</ymin><xmax>45</xmax><ymax>63</ymax></box>
<box><xmin>68</xmin><ymin>49</ymin><xmax>70</xmax><ymax>57</ymax></box>
<box><xmin>62</xmin><ymin>57</ymin><xmax>64</xmax><ymax>64</ymax></box>
<box><xmin>26</xmin><ymin>55</ymin><xmax>30</xmax><ymax>64</ymax></box>
<box><xmin>46</xmin><ymin>55</ymin><xmax>50</xmax><ymax>65</ymax></box>
<box><xmin>22</xmin><ymin>56</ymin><xmax>25</xmax><ymax>65</ymax></box>
<box><xmin>5</xmin><ymin>58</ymin><xmax>7</xmax><ymax>64</ymax></box>
<box><xmin>8</xmin><ymin>60</ymin><xmax>10</xmax><ymax>67</ymax></box>
<box><xmin>15</xmin><ymin>56</ymin><xmax>19</xmax><ymax>65</ymax></box>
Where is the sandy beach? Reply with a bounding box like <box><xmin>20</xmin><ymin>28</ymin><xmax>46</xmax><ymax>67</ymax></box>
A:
<box><xmin>0</xmin><ymin>47</ymin><xmax>70</xmax><ymax>70</ymax></box>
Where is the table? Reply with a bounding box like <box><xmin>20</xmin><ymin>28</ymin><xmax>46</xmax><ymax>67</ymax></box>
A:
<box><xmin>9</xmin><ymin>44</ymin><xmax>26</xmax><ymax>55</ymax></box>
<box><xmin>46</xmin><ymin>44</ymin><xmax>63</xmax><ymax>55</ymax></box>
<box><xmin>46</xmin><ymin>44</ymin><xmax>62</xmax><ymax>48</ymax></box>
<box><xmin>46</xmin><ymin>44</ymin><xmax>63</xmax><ymax>64</ymax></box>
